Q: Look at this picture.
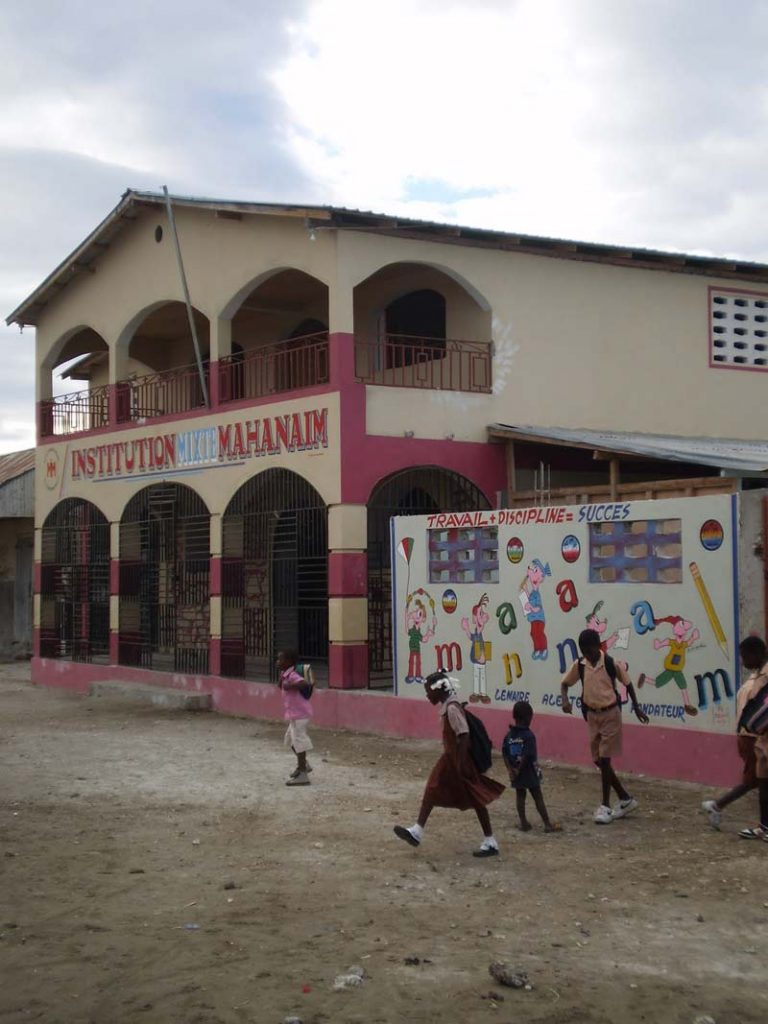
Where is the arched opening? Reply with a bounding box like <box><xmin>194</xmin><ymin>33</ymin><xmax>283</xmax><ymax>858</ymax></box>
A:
<box><xmin>116</xmin><ymin>301</ymin><xmax>210</xmax><ymax>422</ymax></box>
<box><xmin>385</xmin><ymin>288</ymin><xmax>446</xmax><ymax>368</ymax></box>
<box><xmin>221</xmin><ymin>270</ymin><xmax>329</xmax><ymax>402</ymax></box>
<box><xmin>41</xmin><ymin>327</ymin><xmax>110</xmax><ymax>435</ymax></box>
<box><xmin>353</xmin><ymin>262</ymin><xmax>492</xmax><ymax>393</ymax></box>
<box><xmin>118</xmin><ymin>484</ymin><xmax>210</xmax><ymax>673</ymax></box>
<box><xmin>221</xmin><ymin>469</ymin><xmax>328</xmax><ymax>682</ymax></box>
<box><xmin>367</xmin><ymin>467</ymin><xmax>490</xmax><ymax>687</ymax></box>
<box><xmin>40</xmin><ymin>499</ymin><xmax>110</xmax><ymax>662</ymax></box>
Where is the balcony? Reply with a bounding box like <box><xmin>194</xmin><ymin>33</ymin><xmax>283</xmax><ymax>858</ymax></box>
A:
<box><xmin>40</xmin><ymin>383</ymin><xmax>110</xmax><ymax>437</ymax></box>
<box><xmin>354</xmin><ymin>334</ymin><xmax>492</xmax><ymax>393</ymax></box>
<box><xmin>219</xmin><ymin>331</ymin><xmax>329</xmax><ymax>404</ymax></box>
<box><xmin>39</xmin><ymin>334</ymin><xmax>332</xmax><ymax>439</ymax></box>
<box><xmin>116</xmin><ymin>361</ymin><xmax>209</xmax><ymax>423</ymax></box>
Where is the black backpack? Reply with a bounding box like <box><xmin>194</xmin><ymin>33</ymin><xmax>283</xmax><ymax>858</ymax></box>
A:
<box><xmin>461</xmin><ymin>703</ymin><xmax>493</xmax><ymax>773</ymax></box>
<box><xmin>577</xmin><ymin>654</ymin><xmax>623</xmax><ymax>719</ymax></box>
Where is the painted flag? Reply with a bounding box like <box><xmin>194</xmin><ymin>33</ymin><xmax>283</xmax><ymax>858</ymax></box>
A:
<box><xmin>398</xmin><ymin>537</ymin><xmax>414</xmax><ymax>564</ymax></box>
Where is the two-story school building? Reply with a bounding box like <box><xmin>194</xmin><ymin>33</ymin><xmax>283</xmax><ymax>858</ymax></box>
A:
<box><xmin>8</xmin><ymin>190</ymin><xmax>768</xmax><ymax>783</ymax></box>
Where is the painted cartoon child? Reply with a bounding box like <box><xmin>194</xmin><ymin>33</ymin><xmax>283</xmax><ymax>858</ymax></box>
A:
<box><xmin>461</xmin><ymin>593</ymin><xmax>491</xmax><ymax>704</ymax></box>
<box><xmin>638</xmin><ymin>614</ymin><xmax>700</xmax><ymax>717</ymax></box>
<box><xmin>586</xmin><ymin>600</ymin><xmax>630</xmax><ymax>694</ymax></box>
<box><xmin>405</xmin><ymin>595</ymin><xmax>435</xmax><ymax>684</ymax></box>
<box><xmin>520</xmin><ymin>559</ymin><xmax>551</xmax><ymax>661</ymax></box>
<box><xmin>586</xmin><ymin>600</ymin><xmax>620</xmax><ymax>653</ymax></box>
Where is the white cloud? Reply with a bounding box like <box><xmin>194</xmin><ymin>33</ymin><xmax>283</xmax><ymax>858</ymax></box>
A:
<box><xmin>276</xmin><ymin>0</ymin><xmax>768</xmax><ymax>256</ymax></box>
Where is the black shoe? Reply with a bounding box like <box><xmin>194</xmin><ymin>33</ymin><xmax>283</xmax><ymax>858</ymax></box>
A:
<box><xmin>394</xmin><ymin>825</ymin><xmax>420</xmax><ymax>847</ymax></box>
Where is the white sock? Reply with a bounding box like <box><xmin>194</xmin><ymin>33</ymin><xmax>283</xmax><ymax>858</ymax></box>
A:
<box><xmin>481</xmin><ymin>835</ymin><xmax>498</xmax><ymax>849</ymax></box>
<box><xmin>410</xmin><ymin>824</ymin><xmax>424</xmax><ymax>840</ymax></box>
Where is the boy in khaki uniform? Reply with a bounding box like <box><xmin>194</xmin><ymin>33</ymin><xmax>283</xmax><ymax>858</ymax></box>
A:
<box><xmin>561</xmin><ymin>629</ymin><xmax>649</xmax><ymax>824</ymax></box>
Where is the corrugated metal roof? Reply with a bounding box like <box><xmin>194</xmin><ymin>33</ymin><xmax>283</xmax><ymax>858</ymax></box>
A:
<box><xmin>8</xmin><ymin>188</ymin><xmax>768</xmax><ymax>327</ymax></box>
<box><xmin>0</xmin><ymin>448</ymin><xmax>35</xmax><ymax>487</ymax></box>
<box><xmin>489</xmin><ymin>424</ymin><xmax>768</xmax><ymax>474</ymax></box>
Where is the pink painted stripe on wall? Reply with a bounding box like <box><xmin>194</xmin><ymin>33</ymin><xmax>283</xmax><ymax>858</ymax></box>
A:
<box><xmin>31</xmin><ymin>658</ymin><xmax>741</xmax><ymax>787</ymax></box>
<box><xmin>329</xmin><ymin>332</ymin><xmax>506</xmax><ymax>505</ymax></box>
<box><xmin>328</xmin><ymin>552</ymin><xmax>367</xmax><ymax>596</ymax></box>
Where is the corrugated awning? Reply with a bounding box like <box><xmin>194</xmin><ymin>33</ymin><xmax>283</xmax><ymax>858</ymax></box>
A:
<box><xmin>488</xmin><ymin>424</ymin><xmax>768</xmax><ymax>474</ymax></box>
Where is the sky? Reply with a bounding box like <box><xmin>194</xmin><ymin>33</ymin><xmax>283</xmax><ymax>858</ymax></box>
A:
<box><xmin>2</xmin><ymin>0</ymin><xmax>768</xmax><ymax>452</ymax></box>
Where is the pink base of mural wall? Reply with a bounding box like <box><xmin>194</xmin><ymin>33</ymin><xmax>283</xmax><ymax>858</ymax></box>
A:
<box><xmin>31</xmin><ymin>658</ymin><xmax>742</xmax><ymax>787</ymax></box>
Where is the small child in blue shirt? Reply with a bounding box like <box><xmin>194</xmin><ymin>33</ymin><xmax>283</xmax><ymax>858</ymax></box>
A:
<box><xmin>502</xmin><ymin>701</ymin><xmax>561</xmax><ymax>833</ymax></box>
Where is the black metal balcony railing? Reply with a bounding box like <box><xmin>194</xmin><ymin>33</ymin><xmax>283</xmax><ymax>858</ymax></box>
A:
<box><xmin>354</xmin><ymin>334</ymin><xmax>492</xmax><ymax>393</ymax></box>
<box><xmin>219</xmin><ymin>331</ymin><xmax>329</xmax><ymax>403</ymax></box>
<box><xmin>40</xmin><ymin>384</ymin><xmax>110</xmax><ymax>437</ymax></box>
<box><xmin>116</xmin><ymin>361</ymin><xmax>209</xmax><ymax>423</ymax></box>
<box><xmin>38</xmin><ymin>330</ymin><xmax>491</xmax><ymax>439</ymax></box>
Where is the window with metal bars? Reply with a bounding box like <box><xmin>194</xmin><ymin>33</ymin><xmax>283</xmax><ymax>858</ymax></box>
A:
<box><xmin>40</xmin><ymin>498</ymin><xmax>110</xmax><ymax>662</ymax></box>
<box><xmin>118</xmin><ymin>483</ymin><xmax>210</xmax><ymax>674</ymax></box>
<box><xmin>221</xmin><ymin>468</ymin><xmax>328</xmax><ymax>682</ymax></box>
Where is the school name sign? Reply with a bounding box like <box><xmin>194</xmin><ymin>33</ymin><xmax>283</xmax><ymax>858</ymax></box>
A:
<box><xmin>70</xmin><ymin>407</ymin><xmax>329</xmax><ymax>480</ymax></box>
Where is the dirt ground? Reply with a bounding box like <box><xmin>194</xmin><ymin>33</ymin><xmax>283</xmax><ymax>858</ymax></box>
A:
<box><xmin>1</xmin><ymin>664</ymin><xmax>767</xmax><ymax>1024</ymax></box>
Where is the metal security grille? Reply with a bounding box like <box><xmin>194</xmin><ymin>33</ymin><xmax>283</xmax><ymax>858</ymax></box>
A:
<box><xmin>40</xmin><ymin>499</ymin><xmax>110</xmax><ymax>662</ymax></box>
<box><xmin>367</xmin><ymin>468</ymin><xmax>490</xmax><ymax>687</ymax></box>
<box><xmin>221</xmin><ymin>469</ymin><xmax>327</xmax><ymax>682</ymax></box>
<box><xmin>119</xmin><ymin>484</ymin><xmax>210</xmax><ymax>674</ymax></box>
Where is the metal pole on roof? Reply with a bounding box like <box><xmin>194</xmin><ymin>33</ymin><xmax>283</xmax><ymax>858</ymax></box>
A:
<box><xmin>162</xmin><ymin>186</ymin><xmax>210</xmax><ymax>407</ymax></box>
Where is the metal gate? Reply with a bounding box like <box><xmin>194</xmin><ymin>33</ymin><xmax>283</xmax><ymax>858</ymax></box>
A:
<box><xmin>119</xmin><ymin>484</ymin><xmax>210</xmax><ymax>673</ymax></box>
<box><xmin>221</xmin><ymin>469</ymin><xmax>327</xmax><ymax>681</ymax></box>
<box><xmin>40</xmin><ymin>499</ymin><xmax>110</xmax><ymax>662</ymax></box>
<box><xmin>367</xmin><ymin>468</ymin><xmax>490</xmax><ymax>687</ymax></box>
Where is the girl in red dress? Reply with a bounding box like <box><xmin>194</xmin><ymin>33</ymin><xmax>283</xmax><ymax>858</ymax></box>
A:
<box><xmin>393</xmin><ymin>671</ymin><xmax>505</xmax><ymax>857</ymax></box>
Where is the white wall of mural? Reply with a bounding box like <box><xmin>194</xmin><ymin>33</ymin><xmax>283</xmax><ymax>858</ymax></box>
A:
<box><xmin>392</xmin><ymin>495</ymin><xmax>739</xmax><ymax>734</ymax></box>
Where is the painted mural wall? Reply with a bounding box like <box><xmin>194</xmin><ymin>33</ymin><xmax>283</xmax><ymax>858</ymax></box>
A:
<box><xmin>392</xmin><ymin>495</ymin><xmax>739</xmax><ymax>735</ymax></box>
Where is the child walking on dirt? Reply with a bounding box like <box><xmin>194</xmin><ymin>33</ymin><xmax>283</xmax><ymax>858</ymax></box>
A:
<box><xmin>502</xmin><ymin>701</ymin><xmax>560</xmax><ymax>833</ymax></box>
<box><xmin>560</xmin><ymin>629</ymin><xmax>649</xmax><ymax>824</ymax></box>
<box><xmin>277</xmin><ymin>649</ymin><xmax>313</xmax><ymax>787</ymax></box>
<box><xmin>393</xmin><ymin>671</ymin><xmax>505</xmax><ymax>857</ymax></box>
<box><xmin>701</xmin><ymin>636</ymin><xmax>766</xmax><ymax>830</ymax></box>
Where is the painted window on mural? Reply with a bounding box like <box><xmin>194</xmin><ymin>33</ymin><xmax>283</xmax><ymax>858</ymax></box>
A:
<box><xmin>429</xmin><ymin>527</ymin><xmax>499</xmax><ymax>584</ymax></box>
<box><xmin>589</xmin><ymin>518</ymin><xmax>682</xmax><ymax>584</ymax></box>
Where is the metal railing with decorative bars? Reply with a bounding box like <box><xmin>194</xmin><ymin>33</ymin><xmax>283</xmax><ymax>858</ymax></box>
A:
<box><xmin>354</xmin><ymin>334</ymin><xmax>492</xmax><ymax>393</ymax></box>
<box><xmin>40</xmin><ymin>384</ymin><xmax>111</xmax><ymax>437</ymax></box>
<box><xmin>219</xmin><ymin>331</ymin><xmax>329</xmax><ymax>403</ymax></box>
<box><xmin>116</xmin><ymin>361</ymin><xmax>209</xmax><ymax>423</ymax></box>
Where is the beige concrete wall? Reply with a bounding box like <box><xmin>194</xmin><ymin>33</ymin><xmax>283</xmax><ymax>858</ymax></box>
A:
<box><xmin>32</xmin><ymin>202</ymin><xmax>768</xmax><ymax>439</ymax></box>
<box><xmin>338</xmin><ymin>231</ymin><xmax>768</xmax><ymax>442</ymax></box>
<box><xmin>35</xmin><ymin>391</ymin><xmax>341</xmax><ymax>528</ymax></box>
<box><xmin>35</xmin><ymin>209</ymin><xmax>340</xmax><ymax>399</ymax></box>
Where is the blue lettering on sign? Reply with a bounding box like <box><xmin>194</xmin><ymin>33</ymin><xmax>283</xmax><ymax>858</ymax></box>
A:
<box><xmin>640</xmin><ymin>703</ymin><xmax>687</xmax><ymax>721</ymax></box>
<box><xmin>578</xmin><ymin>503</ymin><xmax>631</xmax><ymax>523</ymax></box>
<box><xmin>556</xmin><ymin>637</ymin><xmax>578</xmax><ymax>673</ymax></box>
<box><xmin>494</xmin><ymin>689</ymin><xmax>531</xmax><ymax>703</ymax></box>
<box><xmin>695</xmin><ymin>669</ymin><xmax>733</xmax><ymax>711</ymax></box>
<box><xmin>631</xmin><ymin>600</ymin><xmax>656</xmax><ymax>636</ymax></box>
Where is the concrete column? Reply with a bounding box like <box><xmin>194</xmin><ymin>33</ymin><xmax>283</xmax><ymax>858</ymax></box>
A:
<box><xmin>209</xmin><ymin>513</ymin><xmax>222</xmax><ymax>675</ymax></box>
<box><xmin>327</xmin><ymin>503</ymin><xmax>368</xmax><ymax>688</ymax></box>
<box><xmin>109</xmin><ymin>522</ymin><xmax>120</xmax><ymax>663</ymax></box>
<box><xmin>208</xmin><ymin>317</ymin><xmax>231</xmax><ymax>409</ymax></box>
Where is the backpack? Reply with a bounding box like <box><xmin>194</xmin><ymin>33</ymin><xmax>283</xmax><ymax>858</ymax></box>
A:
<box><xmin>577</xmin><ymin>654</ymin><xmax>623</xmax><ymax>719</ymax></box>
<box><xmin>295</xmin><ymin>662</ymin><xmax>315</xmax><ymax>701</ymax></box>
<box><xmin>460</xmin><ymin>703</ymin><xmax>493</xmax><ymax>773</ymax></box>
<box><xmin>738</xmin><ymin>678</ymin><xmax>768</xmax><ymax>735</ymax></box>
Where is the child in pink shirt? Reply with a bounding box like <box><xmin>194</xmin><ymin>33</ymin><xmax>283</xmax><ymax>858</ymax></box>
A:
<box><xmin>277</xmin><ymin>649</ymin><xmax>314</xmax><ymax>787</ymax></box>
